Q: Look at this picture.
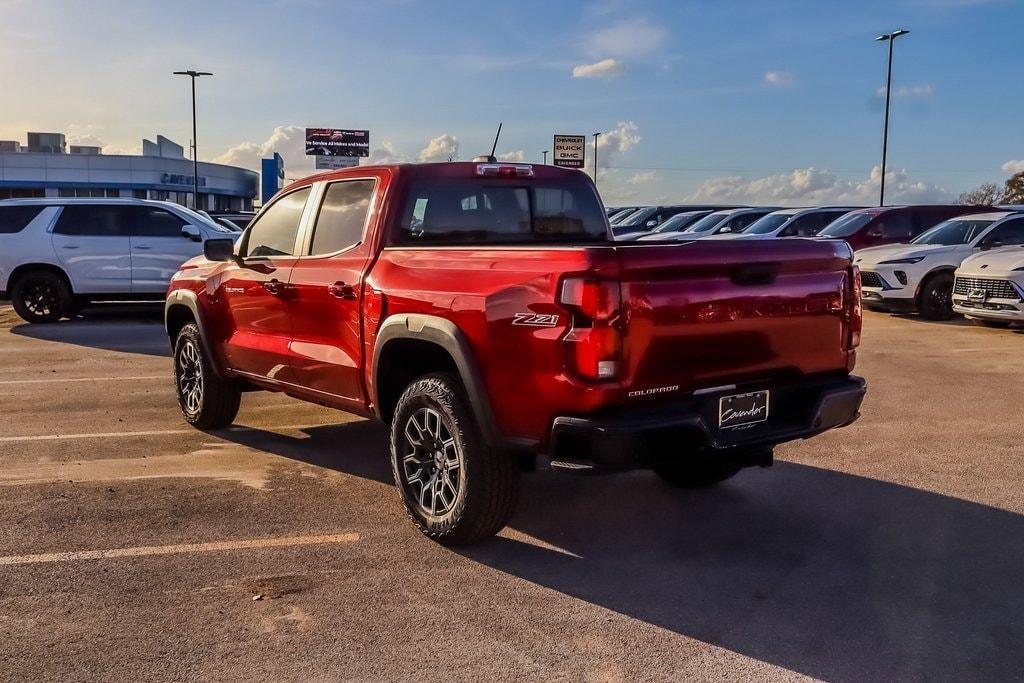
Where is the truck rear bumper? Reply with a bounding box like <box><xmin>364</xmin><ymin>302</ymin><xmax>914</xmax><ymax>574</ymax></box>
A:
<box><xmin>547</xmin><ymin>375</ymin><xmax>866</xmax><ymax>472</ymax></box>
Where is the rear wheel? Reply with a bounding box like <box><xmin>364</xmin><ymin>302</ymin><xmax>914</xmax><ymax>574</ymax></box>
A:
<box><xmin>173</xmin><ymin>323</ymin><xmax>241</xmax><ymax>429</ymax></box>
<box><xmin>654</xmin><ymin>455</ymin><xmax>743</xmax><ymax>488</ymax></box>
<box><xmin>918</xmin><ymin>272</ymin><xmax>955</xmax><ymax>320</ymax></box>
<box><xmin>390</xmin><ymin>373</ymin><xmax>519</xmax><ymax>545</ymax></box>
<box><xmin>11</xmin><ymin>270</ymin><xmax>71</xmax><ymax>323</ymax></box>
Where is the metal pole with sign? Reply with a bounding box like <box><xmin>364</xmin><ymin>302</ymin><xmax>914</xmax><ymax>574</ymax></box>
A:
<box><xmin>552</xmin><ymin>135</ymin><xmax>586</xmax><ymax>169</ymax></box>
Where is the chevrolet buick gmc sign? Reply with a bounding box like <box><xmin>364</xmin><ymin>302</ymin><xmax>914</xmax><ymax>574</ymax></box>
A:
<box><xmin>305</xmin><ymin>128</ymin><xmax>370</xmax><ymax>157</ymax></box>
<box><xmin>553</xmin><ymin>135</ymin><xmax>586</xmax><ymax>168</ymax></box>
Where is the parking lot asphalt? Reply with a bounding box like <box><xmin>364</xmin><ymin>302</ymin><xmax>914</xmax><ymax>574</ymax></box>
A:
<box><xmin>1</xmin><ymin>305</ymin><xmax>1022</xmax><ymax>681</ymax></box>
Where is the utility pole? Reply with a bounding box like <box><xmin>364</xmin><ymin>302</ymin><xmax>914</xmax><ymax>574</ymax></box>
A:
<box><xmin>875</xmin><ymin>29</ymin><xmax>909</xmax><ymax>207</ymax></box>
<box><xmin>173</xmin><ymin>69</ymin><xmax>213</xmax><ymax>209</ymax></box>
<box><xmin>592</xmin><ymin>132</ymin><xmax>601</xmax><ymax>190</ymax></box>
<box><xmin>542</xmin><ymin>150</ymin><xmax>548</xmax><ymax>164</ymax></box>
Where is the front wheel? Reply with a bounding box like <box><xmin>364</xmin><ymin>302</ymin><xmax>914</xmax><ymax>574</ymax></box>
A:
<box><xmin>390</xmin><ymin>373</ymin><xmax>519</xmax><ymax>545</ymax></box>
<box><xmin>918</xmin><ymin>272</ymin><xmax>955</xmax><ymax>321</ymax></box>
<box><xmin>173</xmin><ymin>323</ymin><xmax>241</xmax><ymax>429</ymax></box>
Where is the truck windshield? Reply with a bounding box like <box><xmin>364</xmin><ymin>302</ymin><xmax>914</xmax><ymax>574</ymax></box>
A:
<box><xmin>911</xmin><ymin>219</ymin><xmax>993</xmax><ymax>245</ymax></box>
<box><xmin>818</xmin><ymin>212</ymin><xmax>874</xmax><ymax>238</ymax></box>
<box><xmin>395</xmin><ymin>178</ymin><xmax>609</xmax><ymax>245</ymax></box>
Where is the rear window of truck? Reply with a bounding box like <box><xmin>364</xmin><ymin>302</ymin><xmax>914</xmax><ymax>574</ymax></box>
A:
<box><xmin>393</xmin><ymin>178</ymin><xmax>608</xmax><ymax>245</ymax></box>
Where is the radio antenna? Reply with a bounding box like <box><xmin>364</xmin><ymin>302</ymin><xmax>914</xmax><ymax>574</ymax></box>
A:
<box><xmin>488</xmin><ymin>122</ymin><xmax>503</xmax><ymax>161</ymax></box>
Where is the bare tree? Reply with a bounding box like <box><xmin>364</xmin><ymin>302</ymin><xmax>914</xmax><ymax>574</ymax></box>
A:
<box><xmin>1003</xmin><ymin>172</ymin><xmax>1024</xmax><ymax>205</ymax></box>
<box><xmin>958</xmin><ymin>183</ymin><xmax>1005</xmax><ymax>205</ymax></box>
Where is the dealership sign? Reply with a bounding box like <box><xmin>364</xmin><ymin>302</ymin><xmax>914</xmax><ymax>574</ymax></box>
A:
<box><xmin>315</xmin><ymin>155</ymin><xmax>360</xmax><ymax>170</ymax></box>
<box><xmin>305</xmin><ymin>128</ymin><xmax>370</xmax><ymax>157</ymax></box>
<box><xmin>552</xmin><ymin>135</ymin><xmax>586</xmax><ymax>168</ymax></box>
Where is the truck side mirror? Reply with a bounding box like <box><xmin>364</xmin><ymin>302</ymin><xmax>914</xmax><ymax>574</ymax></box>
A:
<box><xmin>204</xmin><ymin>238</ymin><xmax>236</xmax><ymax>262</ymax></box>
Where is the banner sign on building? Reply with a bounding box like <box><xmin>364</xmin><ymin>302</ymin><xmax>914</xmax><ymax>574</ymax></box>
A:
<box><xmin>315</xmin><ymin>155</ymin><xmax>360</xmax><ymax>170</ymax></box>
<box><xmin>305</xmin><ymin>128</ymin><xmax>370</xmax><ymax>157</ymax></box>
<box><xmin>552</xmin><ymin>135</ymin><xmax>586</xmax><ymax>168</ymax></box>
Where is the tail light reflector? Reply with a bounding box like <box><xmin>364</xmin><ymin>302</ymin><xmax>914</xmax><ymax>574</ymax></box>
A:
<box><xmin>848</xmin><ymin>266</ymin><xmax>863</xmax><ymax>349</ymax></box>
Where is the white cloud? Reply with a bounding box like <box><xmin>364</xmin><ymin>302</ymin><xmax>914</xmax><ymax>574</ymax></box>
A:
<box><xmin>584</xmin><ymin>18</ymin><xmax>667</xmax><ymax>59</ymax></box>
<box><xmin>366</xmin><ymin>140</ymin><xmax>404</xmax><ymax>165</ymax></box>
<box><xmin>497</xmin><ymin>150</ymin><xmax>525</xmax><ymax>162</ymax></box>
<box><xmin>627</xmin><ymin>171</ymin><xmax>656</xmax><ymax>185</ymax></box>
<box><xmin>764</xmin><ymin>70</ymin><xmax>794</xmax><ymax>87</ymax></box>
<box><xmin>876</xmin><ymin>84</ymin><xmax>935</xmax><ymax>98</ymax></box>
<box><xmin>600</xmin><ymin>120</ymin><xmax>641</xmax><ymax>157</ymax></box>
<box><xmin>1002</xmin><ymin>160</ymin><xmax>1024</xmax><ymax>175</ymax></box>
<box><xmin>215</xmin><ymin>125</ymin><xmax>311</xmax><ymax>172</ymax></box>
<box><xmin>688</xmin><ymin>165</ymin><xmax>951</xmax><ymax>205</ymax></box>
<box><xmin>418</xmin><ymin>134</ymin><xmax>460</xmax><ymax>162</ymax></box>
<box><xmin>572</xmin><ymin>58</ymin><xmax>624</xmax><ymax>79</ymax></box>
<box><xmin>67</xmin><ymin>133</ymin><xmax>105</xmax><ymax>149</ymax></box>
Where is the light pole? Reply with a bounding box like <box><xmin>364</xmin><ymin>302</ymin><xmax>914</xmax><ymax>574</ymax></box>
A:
<box><xmin>542</xmin><ymin>150</ymin><xmax>549</xmax><ymax>164</ymax></box>
<box><xmin>875</xmin><ymin>29</ymin><xmax>909</xmax><ymax>207</ymax></box>
<box><xmin>173</xmin><ymin>69</ymin><xmax>213</xmax><ymax>209</ymax></box>
<box><xmin>592</xmin><ymin>132</ymin><xmax>601</xmax><ymax>190</ymax></box>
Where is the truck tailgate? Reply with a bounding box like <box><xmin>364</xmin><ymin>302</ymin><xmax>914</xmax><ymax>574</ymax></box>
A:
<box><xmin>616</xmin><ymin>239</ymin><xmax>855</xmax><ymax>392</ymax></box>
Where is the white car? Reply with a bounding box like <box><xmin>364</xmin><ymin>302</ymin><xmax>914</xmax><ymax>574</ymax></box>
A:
<box><xmin>710</xmin><ymin>207</ymin><xmax>858</xmax><ymax>240</ymax></box>
<box><xmin>0</xmin><ymin>198</ymin><xmax>239</xmax><ymax>323</ymax></box>
<box><xmin>855</xmin><ymin>211</ymin><xmax>1024</xmax><ymax>320</ymax></box>
<box><xmin>952</xmin><ymin>246</ymin><xmax>1024</xmax><ymax>327</ymax></box>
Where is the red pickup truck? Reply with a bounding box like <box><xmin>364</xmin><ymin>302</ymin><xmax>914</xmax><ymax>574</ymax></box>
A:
<box><xmin>165</xmin><ymin>161</ymin><xmax>865</xmax><ymax>544</ymax></box>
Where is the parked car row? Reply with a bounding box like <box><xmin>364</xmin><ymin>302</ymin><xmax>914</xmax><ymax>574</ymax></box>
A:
<box><xmin>616</xmin><ymin>200</ymin><xmax>1023</xmax><ymax>326</ymax></box>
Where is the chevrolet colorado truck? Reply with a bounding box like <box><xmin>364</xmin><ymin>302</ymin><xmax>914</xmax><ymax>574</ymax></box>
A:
<box><xmin>164</xmin><ymin>161</ymin><xmax>866</xmax><ymax>544</ymax></box>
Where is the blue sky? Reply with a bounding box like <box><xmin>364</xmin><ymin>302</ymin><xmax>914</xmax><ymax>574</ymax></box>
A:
<box><xmin>2</xmin><ymin>0</ymin><xmax>1022</xmax><ymax>204</ymax></box>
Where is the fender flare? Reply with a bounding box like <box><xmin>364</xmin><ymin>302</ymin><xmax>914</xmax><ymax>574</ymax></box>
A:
<box><xmin>372</xmin><ymin>314</ymin><xmax>530</xmax><ymax>450</ymax></box>
<box><xmin>164</xmin><ymin>289</ymin><xmax>225</xmax><ymax>378</ymax></box>
<box><xmin>915</xmin><ymin>265</ymin><xmax>956</xmax><ymax>299</ymax></box>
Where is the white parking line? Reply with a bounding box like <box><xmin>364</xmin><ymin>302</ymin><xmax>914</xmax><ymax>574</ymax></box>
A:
<box><xmin>0</xmin><ymin>533</ymin><xmax>361</xmax><ymax>566</ymax></box>
<box><xmin>0</xmin><ymin>423</ymin><xmax>333</xmax><ymax>443</ymax></box>
<box><xmin>0</xmin><ymin>376</ymin><xmax>166</xmax><ymax>385</ymax></box>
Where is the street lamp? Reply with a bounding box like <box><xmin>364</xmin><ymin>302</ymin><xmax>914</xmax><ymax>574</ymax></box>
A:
<box><xmin>592</xmin><ymin>132</ymin><xmax>601</xmax><ymax>190</ymax></box>
<box><xmin>875</xmin><ymin>29</ymin><xmax>909</xmax><ymax>206</ymax></box>
<box><xmin>542</xmin><ymin>150</ymin><xmax>548</xmax><ymax>164</ymax></box>
<box><xmin>173</xmin><ymin>69</ymin><xmax>213</xmax><ymax>209</ymax></box>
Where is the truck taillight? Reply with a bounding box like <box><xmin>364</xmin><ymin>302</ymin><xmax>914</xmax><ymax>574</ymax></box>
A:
<box><xmin>848</xmin><ymin>266</ymin><xmax>863</xmax><ymax>349</ymax></box>
<box><xmin>559</xmin><ymin>277</ymin><xmax>621</xmax><ymax>381</ymax></box>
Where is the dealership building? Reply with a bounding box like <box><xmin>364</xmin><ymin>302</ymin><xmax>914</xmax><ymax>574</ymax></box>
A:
<box><xmin>0</xmin><ymin>132</ymin><xmax>257</xmax><ymax>211</ymax></box>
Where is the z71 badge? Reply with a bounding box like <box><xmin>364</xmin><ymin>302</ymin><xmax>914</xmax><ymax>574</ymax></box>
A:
<box><xmin>512</xmin><ymin>313</ymin><xmax>560</xmax><ymax>327</ymax></box>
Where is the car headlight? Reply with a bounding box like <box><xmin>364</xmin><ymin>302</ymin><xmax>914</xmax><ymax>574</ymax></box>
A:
<box><xmin>879</xmin><ymin>256</ymin><xmax>925</xmax><ymax>265</ymax></box>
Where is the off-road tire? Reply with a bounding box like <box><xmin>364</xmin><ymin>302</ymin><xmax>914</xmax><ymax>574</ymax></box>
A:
<box><xmin>173</xmin><ymin>323</ymin><xmax>241</xmax><ymax>429</ymax></box>
<box><xmin>918</xmin><ymin>272</ymin><xmax>955</xmax><ymax>321</ymax></box>
<box><xmin>11</xmin><ymin>270</ymin><xmax>71</xmax><ymax>323</ymax></box>
<box><xmin>654</xmin><ymin>455</ymin><xmax>743</xmax><ymax>488</ymax></box>
<box><xmin>390</xmin><ymin>373</ymin><xmax>519</xmax><ymax>545</ymax></box>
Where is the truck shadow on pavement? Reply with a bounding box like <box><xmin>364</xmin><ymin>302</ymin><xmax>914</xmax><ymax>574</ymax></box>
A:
<box><xmin>218</xmin><ymin>421</ymin><xmax>1024</xmax><ymax>681</ymax></box>
<box><xmin>9</xmin><ymin>306</ymin><xmax>169</xmax><ymax>357</ymax></box>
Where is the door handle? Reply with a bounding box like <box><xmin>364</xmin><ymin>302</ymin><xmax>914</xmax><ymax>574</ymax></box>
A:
<box><xmin>134</xmin><ymin>245</ymin><xmax>152</xmax><ymax>250</ymax></box>
<box><xmin>61</xmin><ymin>245</ymin><xmax>79</xmax><ymax>250</ymax></box>
<box><xmin>328</xmin><ymin>281</ymin><xmax>357</xmax><ymax>299</ymax></box>
<box><xmin>263</xmin><ymin>278</ymin><xmax>285</xmax><ymax>295</ymax></box>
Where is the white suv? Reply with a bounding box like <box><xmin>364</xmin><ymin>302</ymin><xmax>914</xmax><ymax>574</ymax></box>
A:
<box><xmin>0</xmin><ymin>198</ymin><xmax>239</xmax><ymax>323</ymax></box>
<box><xmin>953</xmin><ymin>246</ymin><xmax>1024</xmax><ymax>327</ymax></box>
<box><xmin>855</xmin><ymin>211</ymin><xmax>1024</xmax><ymax>320</ymax></box>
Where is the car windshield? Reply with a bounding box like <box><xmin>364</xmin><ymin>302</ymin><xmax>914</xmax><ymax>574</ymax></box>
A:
<box><xmin>650</xmin><ymin>211</ymin><xmax>710</xmax><ymax>233</ymax></box>
<box><xmin>911</xmin><ymin>219</ymin><xmax>994</xmax><ymax>245</ymax></box>
<box><xmin>682</xmin><ymin>212</ymin><xmax>730</xmax><ymax>233</ymax></box>
<box><xmin>188</xmin><ymin>208</ymin><xmax>234</xmax><ymax>233</ymax></box>
<box><xmin>608</xmin><ymin>208</ymin><xmax>636</xmax><ymax>224</ymax></box>
<box><xmin>618</xmin><ymin>207</ymin><xmax>655</xmax><ymax>227</ymax></box>
<box><xmin>743</xmin><ymin>213</ymin><xmax>794</xmax><ymax>235</ymax></box>
<box><xmin>819</xmin><ymin>212</ymin><xmax>874</xmax><ymax>237</ymax></box>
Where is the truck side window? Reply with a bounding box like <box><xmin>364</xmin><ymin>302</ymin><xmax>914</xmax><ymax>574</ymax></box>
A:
<box><xmin>244</xmin><ymin>188</ymin><xmax>310</xmax><ymax>257</ymax></box>
<box><xmin>309</xmin><ymin>180</ymin><xmax>376</xmax><ymax>255</ymax></box>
